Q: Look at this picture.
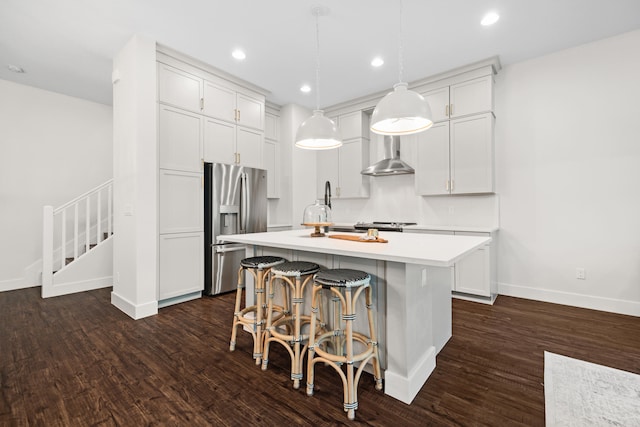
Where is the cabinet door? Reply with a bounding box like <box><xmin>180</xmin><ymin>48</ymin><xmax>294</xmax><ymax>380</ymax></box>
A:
<box><xmin>236</xmin><ymin>127</ymin><xmax>263</xmax><ymax>169</ymax></box>
<box><xmin>265</xmin><ymin>112</ymin><xmax>279</xmax><ymax>140</ymax></box>
<box><xmin>264</xmin><ymin>139</ymin><xmax>278</xmax><ymax>199</ymax></box>
<box><xmin>203</xmin><ymin>80</ymin><xmax>236</xmax><ymax>123</ymax></box>
<box><xmin>158</xmin><ymin>106</ymin><xmax>202</xmax><ymax>172</ymax></box>
<box><xmin>204</xmin><ymin>117</ymin><xmax>236</xmax><ymax>165</ymax></box>
<box><xmin>455</xmin><ymin>245</ymin><xmax>490</xmax><ymax>296</ymax></box>
<box><xmin>159</xmin><ymin>170</ymin><xmax>203</xmax><ymax>233</ymax></box>
<box><xmin>237</xmin><ymin>93</ymin><xmax>264</xmax><ymax>131</ymax></box>
<box><xmin>423</xmin><ymin>87</ymin><xmax>450</xmax><ymax>123</ymax></box>
<box><xmin>316</xmin><ymin>149</ymin><xmax>340</xmax><ymax>199</ymax></box>
<box><xmin>159</xmin><ymin>232</ymin><xmax>204</xmax><ymax>300</ymax></box>
<box><xmin>449</xmin><ymin>76</ymin><xmax>493</xmax><ymax>118</ymax></box>
<box><xmin>338</xmin><ymin>111</ymin><xmax>368</xmax><ymax>140</ymax></box>
<box><xmin>157</xmin><ymin>63</ymin><xmax>202</xmax><ymax>113</ymax></box>
<box><xmin>415</xmin><ymin>121</ymin><xmax>450</xmax><ymax>195</ymax></box>
<box><xmin>338</xmin><ymin>139</ymin><xmax>370</xmax><ymax>198</ymax></box>
<box><xmin>450</xmin><ymin>113</ymin><xmax>494</xmax><ymax>194</ymax></box>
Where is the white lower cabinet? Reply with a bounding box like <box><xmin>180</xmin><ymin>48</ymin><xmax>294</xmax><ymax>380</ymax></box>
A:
<box><xmin>404</xmin><ymin>229</ymin><xmax>496</xmax><ymax>303</ymax></box>
<box><xmin>159</xmin><ymin>232</ymin><xmax>204</xmax><ymax>301</ymax></box>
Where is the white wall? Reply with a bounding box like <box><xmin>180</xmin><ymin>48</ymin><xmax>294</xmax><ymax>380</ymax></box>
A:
<box><xmin>0</xmin><ymin>79</ymin><xmax>112</xmax><ymax>291</ymax></box>
<box><xmin>495</xmin><ymin>29</ymin><xmax>640</xmax><ymax>315</ymax></box>
<box><xmin>111</xmin><ymin>35</ymin><xmax>159</xmax><ymax>319</ymax></box>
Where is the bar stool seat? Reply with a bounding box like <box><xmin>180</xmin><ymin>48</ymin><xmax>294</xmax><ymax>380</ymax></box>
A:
<box><xmin>306</xmin><ymin>268</ymin><xmax>383</xmax><ymax>420</ymax></box>
<box><xmin>230</xmin><ymin>255</ymin><xmax>286</xmax><ymax>365</ymax></box>
<box><xmin>262</xmin><ymin>261</ymin><xmax>321</xmax><ymax>389</ymax></box>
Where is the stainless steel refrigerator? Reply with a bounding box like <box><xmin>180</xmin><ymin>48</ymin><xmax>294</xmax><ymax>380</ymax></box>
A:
<box><xmin>204</xmin><ymin>162</ymin><xmax>267</xmax><ymax>295</ymax></box>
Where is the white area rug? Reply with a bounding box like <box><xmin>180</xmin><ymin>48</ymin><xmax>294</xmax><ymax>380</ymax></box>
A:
<box><xmin>545</xmin><ymin>351</ymin><xmax>640</xmax><ymax>426</ymax></box>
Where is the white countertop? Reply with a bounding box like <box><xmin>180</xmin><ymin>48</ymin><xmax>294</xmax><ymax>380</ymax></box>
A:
<box><xmin>219</xmin><ymin>229</ymin><xmax>491</xmax><ymax>267</ymax></box>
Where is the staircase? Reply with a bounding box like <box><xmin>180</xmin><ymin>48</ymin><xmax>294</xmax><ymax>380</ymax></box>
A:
<box><xmin>42</xmin><ymin>180</ymin><xmax>114</xmax><ymax>298</ymax></box>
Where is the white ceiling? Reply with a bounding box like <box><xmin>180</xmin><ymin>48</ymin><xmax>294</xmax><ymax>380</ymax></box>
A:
<box><xmin>2</xmin><ymin>0</ymin><xmax>640</xmax><ymax>109</ymax></box>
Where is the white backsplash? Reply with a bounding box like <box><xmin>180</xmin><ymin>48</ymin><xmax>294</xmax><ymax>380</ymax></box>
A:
<box><xmin>330</xmin><ymin>174</ymin><xmax>499</xmax><ymax>228</ymax></box>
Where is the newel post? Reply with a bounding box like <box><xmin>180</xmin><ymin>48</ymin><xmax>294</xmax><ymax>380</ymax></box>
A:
<box><xmin>42</xmin><ymin>205</ymin><xmax>54</xmax><ymax>297</ymax></box>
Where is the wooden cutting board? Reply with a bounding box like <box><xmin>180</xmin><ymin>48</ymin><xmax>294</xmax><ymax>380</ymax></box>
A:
<box><xmin>329</xmin><ymin>234</ymin><xmax>388</xmax><ymax>243</ymax></box>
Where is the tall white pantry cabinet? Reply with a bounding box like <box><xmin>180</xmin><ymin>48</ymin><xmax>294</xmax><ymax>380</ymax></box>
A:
<box><xmin>156</xmin><ymin>47</ymin><xmax>268</xmax><ymax>307</ymax></box>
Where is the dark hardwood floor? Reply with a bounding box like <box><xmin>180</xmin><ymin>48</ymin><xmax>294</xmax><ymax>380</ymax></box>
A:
<box><xmin>1</xmin><ymin>287</ymin><xmax>639</xmax><ymax>426</ymax></box>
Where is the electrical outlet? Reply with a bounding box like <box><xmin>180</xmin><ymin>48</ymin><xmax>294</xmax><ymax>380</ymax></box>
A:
<box><xmin>576</xmin><ymin>268</ymin><xmax>586</xmax><ymax>280</ymax></box>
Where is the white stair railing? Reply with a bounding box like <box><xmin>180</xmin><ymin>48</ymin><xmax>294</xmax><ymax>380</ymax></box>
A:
<box><xmin>42</xmin><ymin>180</ymin><xmax>113</xmax><ymax>289</ymax></box>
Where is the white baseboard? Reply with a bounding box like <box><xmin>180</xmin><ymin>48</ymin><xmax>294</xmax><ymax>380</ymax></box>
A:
<box><xmin>0</xmin><ymin>277</ymin><xmax>38</xmax><ymax>292</ymax></box>
<box><xmin>42</xmin><ymin>276</ymin><xmax>112</xmax><ymax>298</ymax></box>
<box><xmin>384</xmin><ymin>346</ymin><xmax>436</xmax><ymax>405</ymax></box>
<box><xmin>111</xmin><ymin>291</ymin><xmax>158</xmax><ymax>320</ymax></box>
<box><xmin>498</xmin><ymin>282</ymin><xmax>640</xmax><ymax>317</ymax></box>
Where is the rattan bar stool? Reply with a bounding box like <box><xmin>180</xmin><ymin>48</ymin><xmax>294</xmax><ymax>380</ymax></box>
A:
<box><xmin>262</xmin><ymin>261</ymin><xmax>321</xmax><ymax>389</ymax></box>
<box><xmin>229</xmin><ymin>255</ymin><xmax>286</xmax><ymax>365</ymax></box>
<box><xmin>306</xmin><ymin>269</ymin><xmax>383</xmax><ymax>421</ymax></box>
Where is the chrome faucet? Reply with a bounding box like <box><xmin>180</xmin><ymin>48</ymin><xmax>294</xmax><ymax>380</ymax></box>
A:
<box><xmin>324</xmin><ymin>180</ymin><xmax>332</xmax><ymax>210</ymax></box>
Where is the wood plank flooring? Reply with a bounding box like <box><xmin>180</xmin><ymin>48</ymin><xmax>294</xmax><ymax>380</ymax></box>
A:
<box><xmin>1</xmin><ymin>287</ymin><xmax>639</xmax><ymax>426</ymax></box>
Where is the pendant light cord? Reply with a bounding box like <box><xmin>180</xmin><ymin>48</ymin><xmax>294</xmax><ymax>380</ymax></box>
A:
<box><xmin>398</xmin><ymin>0</ymin><xmax>404</xmax><ymax>83</ymax></box>
<box><xmin>314</xmin><ymin>9</ymin><xmax>321</xmax><ymax>111</ymax></box>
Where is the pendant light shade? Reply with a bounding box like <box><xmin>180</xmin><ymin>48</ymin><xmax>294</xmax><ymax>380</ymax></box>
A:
<box><xmin>370</xmin><ymin>0</ymin><xmax>433</xmax><ymax>136</ymax></box>
<box><xmin>370</xmin><ymin>83</ymin><xmax>433</xmax><ymax>135</ymax></box>
<box><xmin>295</xmin><ymin>6</ymin><xmax>342</xmax><ymax>150</ymax></box>
<box><xmin>295</xmin><ymin>110</ymin><xmax>342</xmax><ymax>150</ymax></box>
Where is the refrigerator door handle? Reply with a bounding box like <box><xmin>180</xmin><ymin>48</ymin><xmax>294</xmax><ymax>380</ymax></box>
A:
<box><xmin>239</xmin><ymin>172</ymin><xmax>248</xmax><ymax>233</ymax></box>
<box><xmin>214</xmin><ymin>244</ymin><xmax>246</xmax><ymax>254</ymax></box>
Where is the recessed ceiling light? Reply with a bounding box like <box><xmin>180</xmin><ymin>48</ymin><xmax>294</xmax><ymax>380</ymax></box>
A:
<box><xmin>481</xmin><ymin>12</ymin><xmax>500</xmax><ymax>26</ymax></box>
<box><xmin>231</xmin><ymin>49</ymin><xmax>246</xmax><ymax>60</ymax></box>
<box><xmin>300</xmin><ymin>84</ymin><xmax>311</xmax><ymax>93</ymax></box>
<box><xmin>371</xmin><ymin>57</ymin><xmax>384</xmax><ymax>67</ymax></box>
<box><xmin>7</xmin><ymin>64</ymin><xmax>25</xmax><ymax>73</ymax></box>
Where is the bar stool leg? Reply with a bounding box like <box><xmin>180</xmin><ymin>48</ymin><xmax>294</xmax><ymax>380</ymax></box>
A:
<box><xmin>306</xmin><ymin>284</ymin><xmax>321</xmax><ymax>397</ymax></box>
<box><xmin>365</xmin><ymin>286</ymin><xmax>383</xmax><ymax>390</ymax></box>
<box><xmin>229</xmin><ymin>265</ymin><xmax>245</xmax><ymax>352</ymax></box>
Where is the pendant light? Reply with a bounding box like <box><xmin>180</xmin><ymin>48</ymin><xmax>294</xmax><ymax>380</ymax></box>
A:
<box><xmin>295</xmin><ymin>6</ymin><xmax>342</xmax><ymax>150</ymax></box>
<box><xmin>370</xmin><ymin>0</ymin><xmax>433</xmax><ymax>136</ymax></box>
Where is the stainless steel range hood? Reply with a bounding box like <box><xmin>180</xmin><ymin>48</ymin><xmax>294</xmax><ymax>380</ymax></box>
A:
<box><xmin>361</xmin><ymin>135</ymin><xmax>415</xmax><ymax>176</ymax></box>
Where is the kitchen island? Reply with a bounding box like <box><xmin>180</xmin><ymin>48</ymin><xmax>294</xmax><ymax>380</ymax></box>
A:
<box><xmin>219</xmin><ymin>229</ymin><xmax>491</xmax><ymax>404</ymax></box>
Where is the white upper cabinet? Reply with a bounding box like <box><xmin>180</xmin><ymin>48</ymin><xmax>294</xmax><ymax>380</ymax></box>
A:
<box><xmin>203</xmin><ymin>116</ymin><xmax>262</xmax><ymax>169</ymax></box>
<box><xmin>415</xmin><ymin>121</ymin><xmax>450</xmax><ymax>195</ymax></box>
<box><xmin>450</xmin><ymin>113</ymin><xmax>494</xmax><ymax>194</ymax></box>
<box><xmin>264</xmin><ymin>110</ymin><xmax>280</xmax><ymax>199</ymax></box>
<box><xmin>423</xmin><ymin>76</ymin><xmax>493</xmax><ymax>122</ymax></box>
<box><xmin>158</xmin><ymin>105</ymin><xmax>202</xmax><ymax>172</ymax></box>
<box><xmin>316</xmin><ymin>111</ymin><xmax>370</xmax><ymax>199</ymax></box>
<box><xmin>416</xmin><ymin>113</ymin><xmax>494</xmax><ymax>195</ymax></box>
<box><xmin>337</xmin><ymin>111</ymin><xmax>369</xmax><ymax>140</ymax></box>
<box><xmin>417</xmin><ymin>71</ymin><xmax>495</xmax><ymax>196</ymax></box>
<box><xmin>449</xmin><ymin>76</ymin><xmax>493</xmax><ymax>119</ymax></box>
<box><xmin>157</xmin><ymin>63</ymin><xmax>203</xmax><ymax>113</ymax></box>
<box><xmin>316</xmin><ymin>138</ymin><xmax>369</xmax><ymax>199</ymax></box>
<box><xmin>423</xmin><ymin>87</ymin><xmax>450</xmax><ymax>123</ymax></box>
<box><xmin>236</xmin><ymin>127</ymin><xmax>263</xmax><ymax>169</ymax></box>
<box><xmin>203</xmin><ymin>117</ymin><xmax>236</xmax><ymax>165</ymax></box>
<box><xmin>203</xmin><ymin>81</ymin><xmax>264</xmax><ymax>131</ymax></box>
<box><xmin>202</xmin><ymin>81</ymin><xmax>236</xmax><ymax>122</ymax></box>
